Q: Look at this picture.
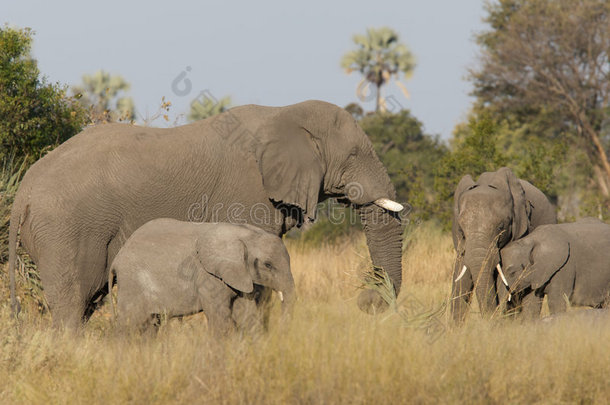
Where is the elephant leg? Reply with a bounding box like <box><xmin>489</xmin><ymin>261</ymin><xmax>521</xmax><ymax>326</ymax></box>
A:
<box><xmin>519</xmin><ymin>292</ymin><xmax>543</xmax><ymax>320</ymax></box>
<box><xmin>232</xmin><ymin>296</ymin><xmax>264</xmax><ymax>334</ymax></box>
<box><xmin>116</xmin><ymin>290</ymin><xmax>156</xmax><ymax>331</ymax></box>
<box><xmin>546</xmin><ymin>287</ymin><xmax>569</xmax><ymax>315</ymax></box>
<box><xmin>39</xmin><ymin>241</ymin><xmax>108</xmax><ymax>329</ymax></box>
<box><xmin>206</xmin><ymin>308</ymin><xmax>237</xmax><ymax>336</ymax></box>
<box><xmin>450</xmin><ymin>260</ymin><xmax>474</xmax><ymax>324</ymax></box>
<box><xmin>199</xmin><ymin>281</ymin><xmax>238</xmax><ymax>336</ymax></box>
<box><xmin>39</xmin><ymin>262</ymin><xmax>87</xmax><ymax>330</ymax></box>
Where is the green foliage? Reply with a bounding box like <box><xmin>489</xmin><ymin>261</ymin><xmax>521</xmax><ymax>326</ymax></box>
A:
<box><xmin>0</xmin><ymin>155</ymin><xmax>46</xmax><ymax>313</ymax></box>
<box><xmin>341</xmin><ymin>27</ymin><xmax>415</xmax><ymax>112</ymax></box>
<box><xmin>0</xmin><ymin>26</ymin><xmax>87</xmax><ymax>162</ymax></box>
<box><xmin>509</xmin><ymin>137</ymin><xmax>566</xmax><ymax>199</ymax></box>
<box><xmin>360</xmin><ymin>110</ymin><xmax>447</xmax><ymax>219</ymax></box>
<box><xmin>344</xmin><ymin>102</ymin><xmax>364</xmax><ymax>120</ymax></box>
<box><xmin>0</xmin><ymin>155</ymin><xmax>25</xmax><ymax>263</ymax></box>
<box><xmin>434</xmin><ymin>114</ymin><xmax>509</xmax><ymax>227</ymax></box>
<box><xmin>435</xmin><ymin>111</ymin><xmax>568</xmax><ymax>228</ymax></box>
<box><xmin>72</xmin><ymin>70</ymin><xmax>135</xmax><ymax>123</ymax></box>
<box><xmin>469</xmin><ymin>0</ymin><xmax>610</xmax><ymax>213</ymax></box>
<box><xmin>289</xmin><ymin>200</ymin><xmax>362</xmax><ymax>246</ymax></box>
<box><xmin>188</xmin><ymin>93</ymin><xmax>232</xmax><ymax>121</ymax></box>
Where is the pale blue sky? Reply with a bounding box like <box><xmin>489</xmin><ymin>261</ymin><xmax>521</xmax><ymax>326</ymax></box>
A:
<box><xmin>4</xmin><ymin>0</ymin><xmax>487</xmax><ymax>139</ymax></box>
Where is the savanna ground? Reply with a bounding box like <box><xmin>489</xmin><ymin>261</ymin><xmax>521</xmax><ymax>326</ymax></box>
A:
<box><xmin>1</xmin><ymin>223</ymin><xmax>609</xmax><ymax>404</ymax></box>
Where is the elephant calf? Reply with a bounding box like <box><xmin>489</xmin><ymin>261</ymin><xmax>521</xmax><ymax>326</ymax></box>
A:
<box><xmin>499</xmin><ymin>218</ymin><xmax>610</xmax><ymax>318</ymax></box>
<box><xmin>109</xmin><ymin>219</ymin><xmax>295</xmax><ymax>334</ymax></box>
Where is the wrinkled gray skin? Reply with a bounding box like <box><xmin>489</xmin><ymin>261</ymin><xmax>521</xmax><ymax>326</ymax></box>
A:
<box><xmin>500</xmin><ymin>218</ymin><xmax>610</xmax><ymax>318</ymax></box>
<box><xmin>450</xmin><ymin>167</ymin><xmax>556</xmax><ymax>323</ymax></box>
<box><xmin>110</xmin><ymin>219</ymin><xmax>293</xmax><ymax>334</ymax></box>
<box><xmin>9</xmin><ymin>100</ymin><xmax>402</xmax><ymax>328</ymax></box>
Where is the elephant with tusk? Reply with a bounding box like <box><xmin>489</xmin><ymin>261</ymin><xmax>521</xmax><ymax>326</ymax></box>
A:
<box><xmin>457</xmin><ymin>263</ymin><xmax>510</xmax><ymax>300</ymax></box>
<box><xmin>500</xmin><ymin>218</ymin><xmax>610</xmax><ymax>319</ymax></box>
<box><xmin>450</xmin><ymin>167</ymin><xmax>556</xmax><ymax>324</ymax></box>
<box><xmin>109</xmin><ymin>220</ymin><xmax>294</xmax><ymax>334</ymax></box>
<box><xmin>8</xmin><ymin>100</ymin><xmax>403</xmax><ymax>328</ymax></box>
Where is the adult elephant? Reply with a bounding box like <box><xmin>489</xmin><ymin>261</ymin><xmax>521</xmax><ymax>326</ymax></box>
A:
<box><xmin>8</xmin><ymin>100</ymin><xmax>403</xmax><ymax>328</ymax></box>
<box><xmin>450</xmin><ymin>167</ymin><xmax>556</xmax><ymax>323</ymax></box>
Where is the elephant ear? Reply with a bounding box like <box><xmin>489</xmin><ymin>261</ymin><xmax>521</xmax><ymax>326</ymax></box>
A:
<box><xmin>529</xmin><ymin>233</ymin><xmax>570</xmax><ymax>290</ymax></box>
<box><xmin>452</xmin><ymin>175</ymin><xmax>475</xmax><ymax>250</ymax></box>
<box><xmin>256</xmin><ymin>116</ymin><xmax>324</xmax><ymax>222</ymax></box>
<box><xmin>198</xmin><ymin>239</ymin><xmax>254</xmax><ymax>294</ymax></box>
<box><xmin>498</xmin><ymin>167</ymin><xmax>531</xmax><ymax>240</ymax></box>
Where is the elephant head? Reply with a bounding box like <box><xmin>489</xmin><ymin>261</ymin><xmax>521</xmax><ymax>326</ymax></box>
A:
<box><xmin>196</xmin><ymin>225</ymin><xmax>296</xmax><ymax>312</ymax></box>
<box><xmin>453</xmin><ymin>167</ymin><xmax>531</xmax><ymax>316</ymax></box>
<box><xmin>500</xmin><ymin>229</ymin><xmax>570</xmax><ymax>296</ymax></box>
<box><xmin>242</xmin><ymin>100</ymin><xmax>403</xmax><ymax>312</ymax></box>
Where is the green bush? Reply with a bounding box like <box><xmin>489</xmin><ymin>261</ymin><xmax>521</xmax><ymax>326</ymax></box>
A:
<box><xmin>288</xmin><ymin>200</ymin><xmax>362</xmax><ymax>246</ymax></box>
<box><xmin>433</xmin><ymin>114</ymin><xmax>508</xmax><ymax>228</ymax></box>
<box><xmin>0</xmin><ymin>155</ymin><xmax>25</xmax><ymax>263</ymax></box>
<box><xmin>0</xmin><ymin>26</ymin><xmax>87</xmax><ymax>162</ymax></box>
<box><xmin>360</xmin><ymin>110</ymin><xmax>447</xmax><ymax>212</ymax></box>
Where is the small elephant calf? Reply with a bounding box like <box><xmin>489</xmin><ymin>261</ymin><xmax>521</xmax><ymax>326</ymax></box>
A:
<box><xmin>109</xmin><ymin>219</ymin><xmax>295</xmax><ymax>334</ymax></box>
<box><xmin>499</xmin><ymin>218</ymin><xmax>610</xmax><ymax>318</ymax></box>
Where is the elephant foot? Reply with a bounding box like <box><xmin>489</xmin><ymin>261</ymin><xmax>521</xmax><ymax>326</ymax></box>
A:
<box><xmin>357</xmin><ymin>289</ymin><xmax>390</xmax><ymax>314</ymax></box>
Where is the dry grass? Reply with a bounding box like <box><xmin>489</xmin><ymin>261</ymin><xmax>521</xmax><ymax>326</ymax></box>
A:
<box><xmin>1</xmin><ymin>223</ymin><xmax>610</xmax><ymax>404</ymax></box>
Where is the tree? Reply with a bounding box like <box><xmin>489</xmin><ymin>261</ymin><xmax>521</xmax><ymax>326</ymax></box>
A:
<box><xmin>435</xmin><ymin>112</ymin><xmax>566</xmax><ymax>227</ymax></box>
<box><xmin>0</xmin><ymin>26</ymin><xmax>87</xmax><ymax>162</ymax></box>
<box><xmin>471</xmin><ymin>0</ymin><xmax>610</xmax><ymax>197</ymax></box>
<box><xmin>434</xmin><ymin>114</ymin><xmax>509</xmax><ymax>227</ymax></box>
<box><xmin>341</xmin><ymin>27</ymin><xmax>415</xmax><ymax>112</ymax></box>
<box><xmin>360</xmin><ymin>110</ymin><xmax>447</xmax><ymax>215</ymax></box>
<box><xmin>72</xmin><ymin>70</ymin><xmax>135</xmax><ymax>123</ymax></box>
<box><xmin>344</xmin><ymin>102</ymin><xmax>364</xmax><ymax>120</ymax></box>
<box><xmin>188</xmin><ymin>91</ymin><xmax>232</xmax><ymax>121</ymax></box>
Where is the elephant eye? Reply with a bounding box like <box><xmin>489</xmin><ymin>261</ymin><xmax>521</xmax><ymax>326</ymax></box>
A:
<box><xmin>264</xmin><ymin>262</ymin><xmax>273</xmax><ymax>270</ymax></box>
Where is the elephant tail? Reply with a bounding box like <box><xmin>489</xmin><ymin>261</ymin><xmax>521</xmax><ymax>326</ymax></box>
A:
<box><xmin>9</xmin><ymin>204</ymin><xmax>27</xmax><ymax>318</ymax></box>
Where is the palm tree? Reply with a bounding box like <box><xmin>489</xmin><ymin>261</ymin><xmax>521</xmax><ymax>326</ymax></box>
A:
<box><xmin>72</xmin><ymin>70</ymin><xmax>135</xmax><ymax>123</ymax></box>
<box><xmin>341</xmin><ymin>27</ymin><xmax>415</xmax><ymax>112</ymax></box>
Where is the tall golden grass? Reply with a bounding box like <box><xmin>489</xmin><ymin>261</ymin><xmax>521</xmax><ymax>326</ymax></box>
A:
<box><xmin>1</xmin><ymin>222</ymin><xmax>610</xmax><ymax>404</ymax></box>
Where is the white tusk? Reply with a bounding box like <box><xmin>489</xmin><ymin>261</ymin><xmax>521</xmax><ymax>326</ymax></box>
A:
<box><xmin>455</xmin><ymin>265</ymin><xmax>467</xmax><ymax>282</ymax></box>
<box><xmin>278</xmin><ymin>291</ymin><xmax>284</xmax><ymax>302</ymax></box>
<box><xmin>496</xmin><ymin>264</ymin><xmax>509</xmax><ymax>287</ymax></box>
<box><xmin>374</xmin><ymin>198</ymin><xmax>404</xmax><ymax>212</ymax></box>
<box><xmin>508</xmin><ymin>294</ymin><xmax>512</xmax><ymax>302</ymax></box>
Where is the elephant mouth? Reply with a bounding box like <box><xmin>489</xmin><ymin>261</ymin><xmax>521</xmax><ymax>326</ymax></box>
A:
<box><xmin>338</xmin><ymin>182</ymin><xmax>403</xmax><ymax>213</ymax></box>
<box><xmin>334</xmin><ymin>196</ymin><xmax>404</xmax><ymax>213</ymax></box>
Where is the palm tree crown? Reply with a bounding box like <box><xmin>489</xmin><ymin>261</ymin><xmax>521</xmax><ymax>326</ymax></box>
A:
<box><xmin>341</xmin><ymin>27</ymin><xmax>415</xmax><ymax>112</ymax></box>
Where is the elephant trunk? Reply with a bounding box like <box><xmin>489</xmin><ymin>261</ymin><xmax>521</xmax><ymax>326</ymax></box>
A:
<box><xmin>357</xmin><ymin>204</ymin><xmax>403</xmax><ymax>313</ymax></box>
<box><xmin>463</xmin><ymin>242</ymin><xmax>500</xmax><ymax>317</ymax></box>
<box><xmin>277</xmin><ymin>270</ymin><xmax>296</xmax><ymax>319</ymax></box>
